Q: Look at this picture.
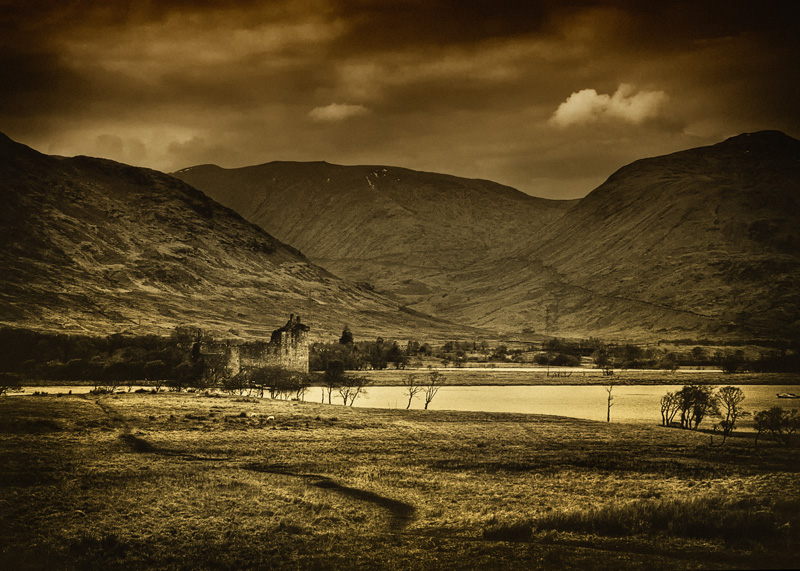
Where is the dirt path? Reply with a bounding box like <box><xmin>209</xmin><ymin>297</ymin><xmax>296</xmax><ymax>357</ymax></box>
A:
<box><xmin>94</xmin><ymin>397</ymin><xmax>417</xmax><ymax>530</ymax></box>
<box><xmin>245</xmin><ymin>462</ymin><xmax>417</xmax><ymax>531</ymax></box>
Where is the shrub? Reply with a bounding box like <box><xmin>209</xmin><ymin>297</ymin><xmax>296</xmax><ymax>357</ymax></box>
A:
<box><xmin>482</xmin><ymin>520</ymin><xmax>533</xmax><ymax>542</ymax></box>
<box><xmin>754</xmin><ymin>407</ymin><xmax>800</xmax><ymax>447</ymax></box>
<box><xmin>550</xmin><ymin>353</ymin><xmax>581</xmax><ymax>367</ymax></box>
<box><xmin>534</xmin><ymin>496</ymin><xmax>798</xmax><ymax>543</ymax></box>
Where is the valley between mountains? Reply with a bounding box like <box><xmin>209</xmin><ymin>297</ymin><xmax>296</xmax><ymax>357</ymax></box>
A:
<box><xmin>1</xmin><ymin>130</ymin><xmax>798</xmax><ymax>342</ymax></box>
<box><xmin>175</xmin><ymin>130</ymin><xmax>800</xmax><ymax>342</ymax></box>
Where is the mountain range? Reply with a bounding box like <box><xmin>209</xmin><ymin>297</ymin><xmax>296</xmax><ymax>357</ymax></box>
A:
<box><xmin>1</xmin><ymin>130</ymin><xmax>798</xmax><ymax>343</ymax></box>
<box><xmin>0</xmin><ymin>132</ymin><xmax>473</xmax><ymax>341</ymax></box>
<box><xmin>175</xmin><ymin>131</ymin><xmax>800</xmax><ymax>341</ymax></box>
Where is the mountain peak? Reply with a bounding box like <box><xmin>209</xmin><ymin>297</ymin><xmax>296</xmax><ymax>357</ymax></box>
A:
<box><xmin>722</xmin><ymin>129</ymin><xmax>794</xmax><ymax>143</ymax></box>
<box><xmin>714</xmin><ymin>130</ymin><xmax>800</xmax><ymax>157</ymax></box>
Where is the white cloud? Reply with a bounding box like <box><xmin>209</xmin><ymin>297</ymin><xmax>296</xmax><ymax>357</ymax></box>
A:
<box><xmin>308</xmin><ymin>103</ymin><xmax>370</xmax><ymax>122</ymax></box>
<box><xmin>550</xmin><ymin>84</ymin><xmax>668</xmax><ymax>126</ymax></box>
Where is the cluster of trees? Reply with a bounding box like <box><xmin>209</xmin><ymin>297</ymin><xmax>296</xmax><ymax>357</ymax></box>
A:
<box><xmin>217</xmin><ymin>365</ymin><xmax>311</xmax><ymax>400</ymax></box>
<box><xmin>596</xmin><ymin>345</ymin><xmax>800</xmax><ymax>373</ymax></box>
<box><xmin>432</xmin><ymin>338</ymin><xmax>742</xmax><ymax>371</ymax></box>
<box><xmin>716</xmin><ymin>350</ymin><xmax>800</xmax><ymax>374</ymax></box>
<box><xmin>594</xmin><ymin>345</ymin><xmax>665</xmax><ymax>371</ymax></box>
<box><xmin>754</xmin><ymin>407</ymin><xmax>800</xmax><ymax>447</ymax></box>
<box><xmin>660</xmin><ymin>385</ymin><xmax>720</xmax><ymax>430</ymax></box>
<box><xmin>310</xmin><ymin>331</ymin><xmax>415</xmax><ymax>371</ymax></box>
<box><xmin>660</xmin><ymin>385</ymin><xmax>747</xmax><ymax>440</ymax></box>
<box><xmin>430</xmin><ymin>339</ymin><xmax>586</xmax><ymax>366</ymax></box>
<box><xmin>311</xmin><ymin>329</ymin><xmax>800</xmax><ymax>373</ymax></box>
<box><xmin>660</xmin><ymin>385</ymin><xmax>800</xmax><ymax>447</ymax></box>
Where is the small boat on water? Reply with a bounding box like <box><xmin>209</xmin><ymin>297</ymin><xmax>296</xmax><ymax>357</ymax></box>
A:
<box><xmin>776</xmin><ymin>393</ymin><xmax>800</xmax><ymax>399</ymax></box>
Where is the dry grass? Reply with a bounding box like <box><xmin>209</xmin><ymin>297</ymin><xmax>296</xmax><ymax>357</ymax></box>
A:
<box><xmin>1</xmin><ymin>392</ymin><xmax>799</xmax><ymax>570</ymax></box>
<box><xmin>534</xmin><ymin>495</ymin><xmax>799</xmax><ymax>542</ymax></box>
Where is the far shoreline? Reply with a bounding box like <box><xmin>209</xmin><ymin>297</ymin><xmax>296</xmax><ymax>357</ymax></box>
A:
<box><xmin>12</xmin><ymin>368</ymin><xmax>800</xmax><ymax>389</ymax></box>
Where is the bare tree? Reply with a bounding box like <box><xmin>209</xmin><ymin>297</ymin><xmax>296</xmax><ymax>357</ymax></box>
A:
<box><xmin>337</xmin><ymin>375</ymin><xmax>369</xmax><ymax>406</ymax></box>
<box><xmin>294</xmin><ymin>376</ymin><xmax>309</xmax><ymax>401</ymax></box>
<box><xmin>716</xmin><ymin>386</ymin><xmax>745</xmax><ymax>442</ymax></box>
<box><xmin>323</xmin><ymin>360</ymin><xmax>345</xmax><ymax>404</ymax></box>
<box><xmin>660</xmin><ymin>391</ymin><xmax>681</xmax><ymax>426</ymax></box>
<box><xmin>402</xmin><ymin>374</ymin><xmax>423</xmax><ymax>409</ymax></box>
<box><xmin>422</xmin><ymin>370</ymin><xmax>444</xmax><ymax>410</ymax></box>
<box><xmin>606</xmin><ymin>382</ymin><xmax>614</xmax><ymax>422</ymax></box>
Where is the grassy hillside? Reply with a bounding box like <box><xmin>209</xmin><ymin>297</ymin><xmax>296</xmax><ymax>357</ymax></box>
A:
<box><xmin>174</xmin><ymin>132</ymin><xmax>800</xmax><ymax>342</ymax></box>
<box><xmin>173</xmin><ymin>161</ymin><xmax>574</xmax><ymax>307</ymax></box>
<box><xmin>0</xmin><ymin>133</ymin><xmax>475</xmax><ymax>341</ymax></box>
<box><xmin>519</xmin><ymin>131</ymin><xmax>800</xmax><ymax>339</ymax></box>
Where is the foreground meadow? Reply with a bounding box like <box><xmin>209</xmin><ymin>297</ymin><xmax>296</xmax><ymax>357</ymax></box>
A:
<box><xmin>1</xmin><ymin>393</ymin><xmax>799</xmax><ymax>570</ymax></box>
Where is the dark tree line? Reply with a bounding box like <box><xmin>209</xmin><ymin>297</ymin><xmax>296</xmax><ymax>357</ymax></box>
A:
<box><xmin>0</xmin><ymin>326</ymin><xmax>205</xmax><ymax>386</ymax></box>
<box><xmin>310</xmin><ymin>335</ymin><xmax>412</xmax><ymax>371</ymax></box>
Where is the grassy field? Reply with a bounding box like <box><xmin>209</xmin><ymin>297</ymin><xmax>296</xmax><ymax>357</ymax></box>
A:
<box><xmin>1</xmin><ymin>392</ymin><xmax>799</xmax><ymax>570</ymax></box>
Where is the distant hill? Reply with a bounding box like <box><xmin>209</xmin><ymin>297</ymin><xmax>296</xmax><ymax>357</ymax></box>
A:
<box><xmin>176</xmin><ymin>131</ymin><xmax>800</xmax><ymax>341</ymax></box>
<box><xmin>0</xmin><ymin>133</ymin><xmax>475</xmax><ymax>341</ymax></box>
<box><xmin>455</xmin><ymin>131</ymin><xmax>800</xmax><ymax>339</ymax></box>
<box><xmin>173</xmin><ymin>161</ymin><xmax>574</xmax><ymax>306</ymax></box>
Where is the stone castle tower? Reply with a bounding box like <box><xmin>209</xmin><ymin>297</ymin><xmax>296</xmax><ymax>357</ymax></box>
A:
<box><xmin>269</xmin><ymin>314</ymin><xmax>310</xmax><ymax>373</ymax></box>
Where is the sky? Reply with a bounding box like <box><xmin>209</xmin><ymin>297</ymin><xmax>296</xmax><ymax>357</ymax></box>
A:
<box><xmin>2</xmin><ymin>0</ymin><xmax>799</xmax><ymax>199</ymax></box>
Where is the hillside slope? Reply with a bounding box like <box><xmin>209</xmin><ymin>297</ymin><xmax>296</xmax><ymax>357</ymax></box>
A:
<box><xmin>173</xmin><ymin>162</ymin><xmax>574</xmax><ymax>304</ymax></box>
<box><xmin>176</xmin><ymin>132</ymin><xmax>800</xmax><ymax>341</ymax></box>
<box><xmin>0</xmin><ymin>133</ymin><xmax>474</xmax><ymax>341</ymax></box>
<box><xmin>505</xmin><ymin>131</ymin><xmax>800</xmax><ymax>339</ymax></box>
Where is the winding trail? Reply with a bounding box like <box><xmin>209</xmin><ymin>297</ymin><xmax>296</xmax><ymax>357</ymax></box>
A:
<box><xmin>245</xmin><ymin>462</ymin><xmax>416</xmax><ymax>531</ymax></box>
<box><xmin>94</xmin><ymin>397</ymin><xmax>416</xmax><ymax>530</ymax></box>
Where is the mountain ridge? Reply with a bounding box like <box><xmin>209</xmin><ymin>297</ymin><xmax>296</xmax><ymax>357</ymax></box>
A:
<box><xmin>3</xmin><ymin>130</ymin><xmax>798</xmax><ymax>342</ymax></box>
<box><xmin>514</xmin><ymin>130</ymin><xmax>800</xmax><ymax>339</ymax></box>
<box><xmin>174</xmin><ymin>159</ymin><xmax>576</xmax><ymax>308</ymax></box>
<box><xmin>175</xmin><ymin>130</ymin><xmax>800</xmax><ymax>341</ymax></box>
<box><xmin>0</xmin><ymin>133</ymin><xmax>477</xmax><ymax>341</ymax></box>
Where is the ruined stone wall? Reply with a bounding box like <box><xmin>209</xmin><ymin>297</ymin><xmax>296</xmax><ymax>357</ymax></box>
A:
<box><xmin>201</xmin><ymin>315</ymin><xmax>309</xmax><ymax>376</ymax></box>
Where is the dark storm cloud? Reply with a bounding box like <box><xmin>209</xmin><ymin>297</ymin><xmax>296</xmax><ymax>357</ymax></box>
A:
<box><xmin>1</xmin><ymin>0</ymin><xmax>798</xmax><ymax>198</ymax></box>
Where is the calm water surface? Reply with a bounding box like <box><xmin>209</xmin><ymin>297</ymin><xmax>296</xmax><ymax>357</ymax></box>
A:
<box><xmin>352</xmin><ymin>385</ymin><xmax>799</xmax><ymax>424</ymax></box>
<box><xmin>16</xmin><ymin>384</ymin><xmax>799</xmax><ymax>425</ymax></box>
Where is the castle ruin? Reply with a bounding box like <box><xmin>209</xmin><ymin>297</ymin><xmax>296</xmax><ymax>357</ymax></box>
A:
<box><xmin>204</xmin><ymin>314</ymin><xmax>310</xmax><ymax>376</ymax></box>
